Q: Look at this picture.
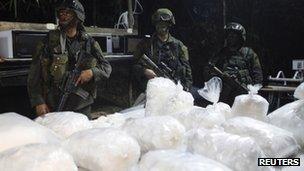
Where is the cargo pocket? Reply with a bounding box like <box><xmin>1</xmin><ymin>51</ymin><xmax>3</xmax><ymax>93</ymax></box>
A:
<box><xmin>50</xmin><ymin>54</ymin><xmax>68</xmax><ymax>83</ymax></box>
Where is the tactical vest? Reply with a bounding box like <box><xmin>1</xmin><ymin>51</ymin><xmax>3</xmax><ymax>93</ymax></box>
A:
<box><xmin>222</xmin><ymin>47</ymin><xmax>253</xmax><ymax>85</ymax></box>
<box><xmin>147</xmin><ymin>37</ymin><xmax>184</xmax><ymax>82</ymax></box>
<box><xmin>39</xmin><ymin>30</ymin><xmax>97</xmax><ymax>109</ymax></box>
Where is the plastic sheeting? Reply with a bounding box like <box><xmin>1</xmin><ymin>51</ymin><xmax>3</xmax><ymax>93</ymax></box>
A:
<box><xmin>0</xmin><ymin>143</ymin><xmax>77</xmax><ymax>171</ymax></box>
<box><xmin>35</xmin><ymin>111</ymin><xmax>92</xmax><ymax>138</ymax></box>
<box><xmin>63</xmin><ymin>128</ymin><xmax>140</xmax><ymax>171</ymax></box>
<box><xmin>123</xmin><ymin>115</ymin><xmax>186</xmax><ymax>153</ymax></box>
<box><xmin>294</xmin><ymin>82</ymin><xmax>304</xmax><ymax>100</ymax></box>
<box><xmin>139</xmin><ymin>150</ymin><xmax>233</xmax><ymax>171</ymax></box>
<box><xmin>268</xmin><ymin>99</ymin><xmax>304</xmax><ymax>148</ymax></box>
<box><xmin>231</xmin><ymin>84</ymin><xmax>269</xmax><ymax>121</ymax></box>
<box><xmin>187</xmin><ymin>129</ymin><xmax>273</xmax><ymax>171</ymax></box>
<box><xmin>223</xmin><ymin>117</ymin><xmax>299</xmax><ymax>158</ymax></box>
<box><xmin>0</xmin><ymin>113</ymin><xmax>60</xmax><ymax>153</ymax></box>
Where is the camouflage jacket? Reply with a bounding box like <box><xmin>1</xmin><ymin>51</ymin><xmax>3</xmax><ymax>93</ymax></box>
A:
<box><xmin>204</xmin><ymin>47</ymin><xmax>263</xmax><ymax>86</ymax></box>
<box><xmin>27</xmin><ymin>29</ymin><xmax>112</xmax><ymax>111</ymax></box>
<box><xmin>133</xmin><ymin>34</ymin><xmax>193</xmax><ymax>90</ymax></box>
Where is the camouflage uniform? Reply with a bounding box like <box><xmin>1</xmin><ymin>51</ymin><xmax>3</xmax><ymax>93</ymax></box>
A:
<box><xmin>204</xmin><ymin>22</ymin><xmax>263</xmax><ymax>105</ymax></box>
<box><xmin>133</xmin><ymin>34</ymin><xmax>192</xmax><ymax>90</ymax></box>
<box><xmin>133</xmin><ymin>9</ymin><xmax>193</xmax><ymax>91</ymax></box>
<box><xmin>27</xmin><ymin>0</ymin><xmax>111</xmax><ymax>117</ymax></box>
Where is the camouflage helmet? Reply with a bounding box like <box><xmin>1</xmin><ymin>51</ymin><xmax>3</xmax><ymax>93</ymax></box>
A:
<box><xmin>152</xmin><ymin>8</ymin><xmax>175</xmax><ymax>25</ymax></box>
<box><xmin>57</xmin><ymin>0</ymin><xmax>85</xmax><ymax>22</ymax></box>
<box><xmin>224</xmin><ymin>22</ymin><xmax>246</xmax><ymax>41</ymax></box>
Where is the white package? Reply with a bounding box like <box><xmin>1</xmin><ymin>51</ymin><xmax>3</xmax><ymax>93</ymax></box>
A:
<box><xmin>188</xmin><ymin>129</ymin><xmax>273</xmax><ymax>171</ymax></box>
<box><xmin>267</xmin><ymin>99</ymin><xmax>304</xmax><ymax>148</ymax></box>
<box><xmin>139</xmin><ymin>150</ymin><xmax>232</xmax><ymax>171</ymax></box>
<box><xmin>0</xmin><ymin>113</ymin><xmax>60</xmax><ymax>153</ymax></box>
<box><xmin>173</xmin><ymin>105</ymin><xmax>228</xmax><ymax>131</ymax></box>
<box><xmin>91</xmin><ymin>113</ymin><xmax>126</xmax><ymax>129</ymax></box>
<box><xmin>223</xmin><ymin>117</ymin><xmax>299</xmax><ymax>158</ymax></box>
<box><xmin>145</xmin><ymin>77</ymin><xmax>177</xmax><ymax>116</ymax></box>
<box><xmin>231</xmin><ymin>84</ymin><xmax>269</xmax><ymax>121</ymax></box>
<box><xmin>0</xmin><ymin>143</ymin><xmax>77</xmax><ymax>171</ymax></box>
<box><xmin>123</xmin><ymin>115</ymin><xmax>186</xmax><ymax>153</ymax></box>
<box><xmin>294</xmin><ymin>82</ymin><xmax>304</xmax><ymax>100</ymax></box>
<box><xmin>145</xmin><ymin>77</ymin><xmax>193</xmax><ymax>116</ymax></box>
<box><xmin>35</xmin><ymin>111</ymin><xmax>92</xmax><ymax>138</ymax></box>
<box><xmin>63</xmin><ymin>128</ymin><xmax>140</xmax><ymax>171</ymax></box>
<box><xmin>165</xmin><ymin>85</ymin><xmax>194</xmax><ymax>115</ymax></box>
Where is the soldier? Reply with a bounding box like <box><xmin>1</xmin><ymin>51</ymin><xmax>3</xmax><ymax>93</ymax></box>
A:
<box><xmin>204</xmin><ymin>22</ymin><xmax>263</xmax><ymax>105</ymax></box>
<box><xmin>133</xmin><ymin>8</ymin><xmax>193</xmax><ymax>93</ymax></box>
<box><xmin>27</xmin><ymin>0</ymin><xmax>112</xmax><ymax>118</ymax></box>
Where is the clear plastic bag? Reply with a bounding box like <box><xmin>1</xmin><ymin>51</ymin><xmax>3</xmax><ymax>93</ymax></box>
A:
<box><xmin>122</xmin><ymin>115</ymin><xmax>186</xmax><ymax>153</ymax></box>
<box><xmin>294</xmin><ymin>82</ymin><xmax>304</xmax><ymax>100</ymax></box>
<box><xmin>231</xmin><ymin>84</ymin><xmax>269</xmax><ymax>121</ymax></box>
<box><xmin>223</xmin><ymin>117</ymin><xmax>300</xmax><ymax>158</ymax></box>
<box><xmin>188</xmin><ymin>129</ymin><xmax>274</xmax><ymax>171</ymax></box>
<box><xmin>139</xmin><ymin>150</ymin><xmax>233</xmax><ymax>171</ymax></box>
<box><xmin>198</xmin><ymin>77</ymin><xmax>222</xmax><ymax>104</ymax></box>
<box><xmin>63</xmin><ymin>128</ymin><xmax>140</xmax><ymax>171</ymax></box>
<box><xmin>267</xmin><ymin>99</ymin><xmax>304</xmax><ymax>148</ymax></box>
<box><xmin>0</xmin><ymin>113</ymin><xmax>60</xmax><ymax>153</ymax></box>
<box><xmin>0</xmin><ymin>143</ymin><xmax>77</xmax><ymax>171</ymax></box>
<box><xmin>35</xmin><ymin>111</ymin><xmax>92</xmax><ymax>138</ymax></box>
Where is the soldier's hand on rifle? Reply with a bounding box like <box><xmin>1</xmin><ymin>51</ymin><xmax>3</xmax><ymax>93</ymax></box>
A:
<box><xmin>76</xmin><ymin>69</ymin><xmax>93</xmax><ymax>85</ymax></box>
<box><xmin>144</xmin><ymin>69</ymin><xmax>157</xmax><ymax>79</ymax></box>
<box><xmin>36</xmin><ymin>104</ymin><xmax>50</xmax><ymax>116</ymax></box>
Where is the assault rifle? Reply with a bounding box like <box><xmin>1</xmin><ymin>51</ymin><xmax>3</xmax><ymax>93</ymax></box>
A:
<box><xmin>141</xmin><ymin>54</ymin><xmax>176</xmax><ymax>81</ymax></box>
<box><xmin>57</xmin><ymin>51</ymin><xmax>89</xmax><ymax>111</ymax></box>
<box><xmin>208</xmin><ymin>62</ymin><xmax>248</xmax><ymax>94</ymax></box>
<box><xmin>133</xmin><ymin>54</ymin><xmax>176</xmax><ymax>106</ymax></box>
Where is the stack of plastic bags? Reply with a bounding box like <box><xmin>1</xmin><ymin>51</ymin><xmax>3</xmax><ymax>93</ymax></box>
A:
<box><xmin>173</xmin><ymin>77</ymin><xmax>231</xmax><ymax>131</ymax></box>
<box><xmin>267</xmin><ymin>83</ymin><xmax>304</xmax><ymax>148</ymax></box>
<box><xmin>223</xmin><ymin>117</ymin><xmax>299</xmax><ymax>158</ymax></box>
